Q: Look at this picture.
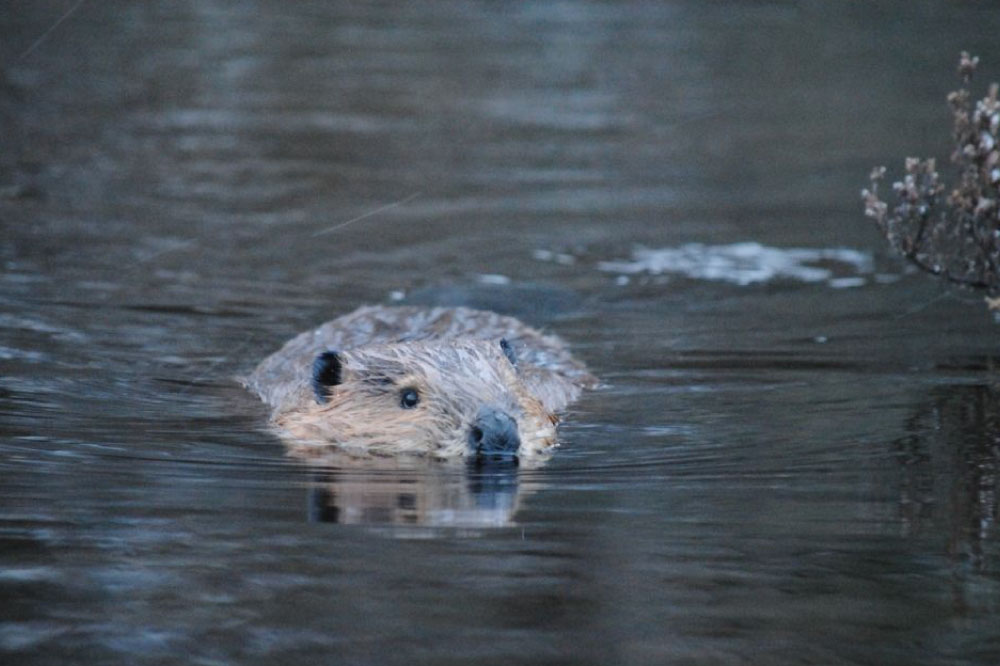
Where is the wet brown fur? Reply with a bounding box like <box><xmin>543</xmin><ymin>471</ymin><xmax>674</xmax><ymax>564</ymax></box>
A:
<box><xmin>243</xmin><ymin>306</ymin><xmax>595</xmax><ymax>459</ymax></box>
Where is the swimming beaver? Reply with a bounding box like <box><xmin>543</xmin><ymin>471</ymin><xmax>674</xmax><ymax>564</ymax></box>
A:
<box><xmin>244</xmin><ymin>305</ymin><xmax>596</xmax><ymax>459</ymax></box>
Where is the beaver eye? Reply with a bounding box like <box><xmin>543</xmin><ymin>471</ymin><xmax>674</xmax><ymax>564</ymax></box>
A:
<box><xmin>399</xmin><ymin>388</ymin><xmax>420</xmax><ymax>409</ymax></box>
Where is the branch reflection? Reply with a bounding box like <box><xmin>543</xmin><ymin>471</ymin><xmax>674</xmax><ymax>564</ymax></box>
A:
<box><xmin>894</xmin><ymin>383</ymin><xmax>999</xmax><ymax>568</ymax></box>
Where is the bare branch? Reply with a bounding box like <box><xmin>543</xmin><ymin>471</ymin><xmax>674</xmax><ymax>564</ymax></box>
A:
<box><xmin>864</xmin><ymin>53</ymin><xmax>1000</xmax><ymax>297</ymax></box>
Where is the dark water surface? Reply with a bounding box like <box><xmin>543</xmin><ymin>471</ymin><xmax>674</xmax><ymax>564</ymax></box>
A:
<box><xmin>3</xmin><ymin>2</ymin><xmax>1000</xmax><ymax>664</ymax></box>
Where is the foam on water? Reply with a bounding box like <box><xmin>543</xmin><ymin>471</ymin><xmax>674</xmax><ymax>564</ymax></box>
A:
<box><xmin>596</xmin><ymin>242</ymin><xmax>874</xmax><ymax>287</ymax></box>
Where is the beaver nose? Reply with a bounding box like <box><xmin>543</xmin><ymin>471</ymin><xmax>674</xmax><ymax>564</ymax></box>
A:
<box><xmin>469</xmin><ymin>406</ymin><xmax>520</xmax><ymax>457</ymax></box>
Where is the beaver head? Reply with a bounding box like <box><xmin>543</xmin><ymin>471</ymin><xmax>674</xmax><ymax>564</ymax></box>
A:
<box><xmin>273</xmin><ymin>338</ymin><xmax>558</xmax><ymax>459</ymax></box>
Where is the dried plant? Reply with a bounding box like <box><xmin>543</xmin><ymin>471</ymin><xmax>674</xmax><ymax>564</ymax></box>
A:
<box><xmin>863</xmin><ymin>52</ymin><xmax>1000</xmax><ymax>301</ymax></box>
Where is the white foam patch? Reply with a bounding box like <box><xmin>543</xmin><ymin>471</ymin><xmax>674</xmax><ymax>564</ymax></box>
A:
<box><xmin>477</xmin><ymin>273</ymin><xmax>511</xmax><ymax>285</ymax></box>
<box><xmin>597</xmin><ymin>242</ymin><xmax>873</xmax><ymax>287</ymax></box>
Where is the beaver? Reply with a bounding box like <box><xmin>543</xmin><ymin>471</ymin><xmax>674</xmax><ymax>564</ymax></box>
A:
<box><xmin>243</xmin><ymin>305</ymin><xmax>596</xmax><ymax>459</ymax></box>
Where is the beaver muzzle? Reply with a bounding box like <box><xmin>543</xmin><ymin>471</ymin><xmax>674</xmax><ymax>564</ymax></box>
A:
<box><xmin>469</xmin><ymin>406</ymin><xmax>520</xmax><ymax>457</ymax></box>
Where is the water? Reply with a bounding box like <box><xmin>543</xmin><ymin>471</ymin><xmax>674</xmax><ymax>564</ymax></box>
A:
<box><xmin>3</xmin><ymin>1</ymin><xmax>1000</xmax><ymax>663</ymax></box>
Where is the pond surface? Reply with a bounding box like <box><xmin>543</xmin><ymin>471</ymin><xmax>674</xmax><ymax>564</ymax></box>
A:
<box><xmin>3</xmin><ymin>1</ymin><xmax>1000</xmax><ymax>664</ymax></box>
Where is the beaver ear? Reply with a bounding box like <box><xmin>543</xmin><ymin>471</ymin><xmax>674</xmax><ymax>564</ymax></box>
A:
<box><xmin>312</xmin><ymin>351</ymin><xmax>342</xmax><ymax>404</ymax></box>
<box><xmin>499</xmin><ymin>338</ymin><xmax>517</xmax><ymax>368</ymax></box>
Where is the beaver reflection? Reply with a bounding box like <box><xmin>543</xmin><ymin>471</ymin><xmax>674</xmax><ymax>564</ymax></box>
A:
<box><xmin>305</xmin><ymin>453</ymin><xmax>525</xmax><ymax>528</ymax></box>
<box><xmin>893</xmin><ymin>382</ymin><xmax>999</xmax><ymax>568</ymax></box>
